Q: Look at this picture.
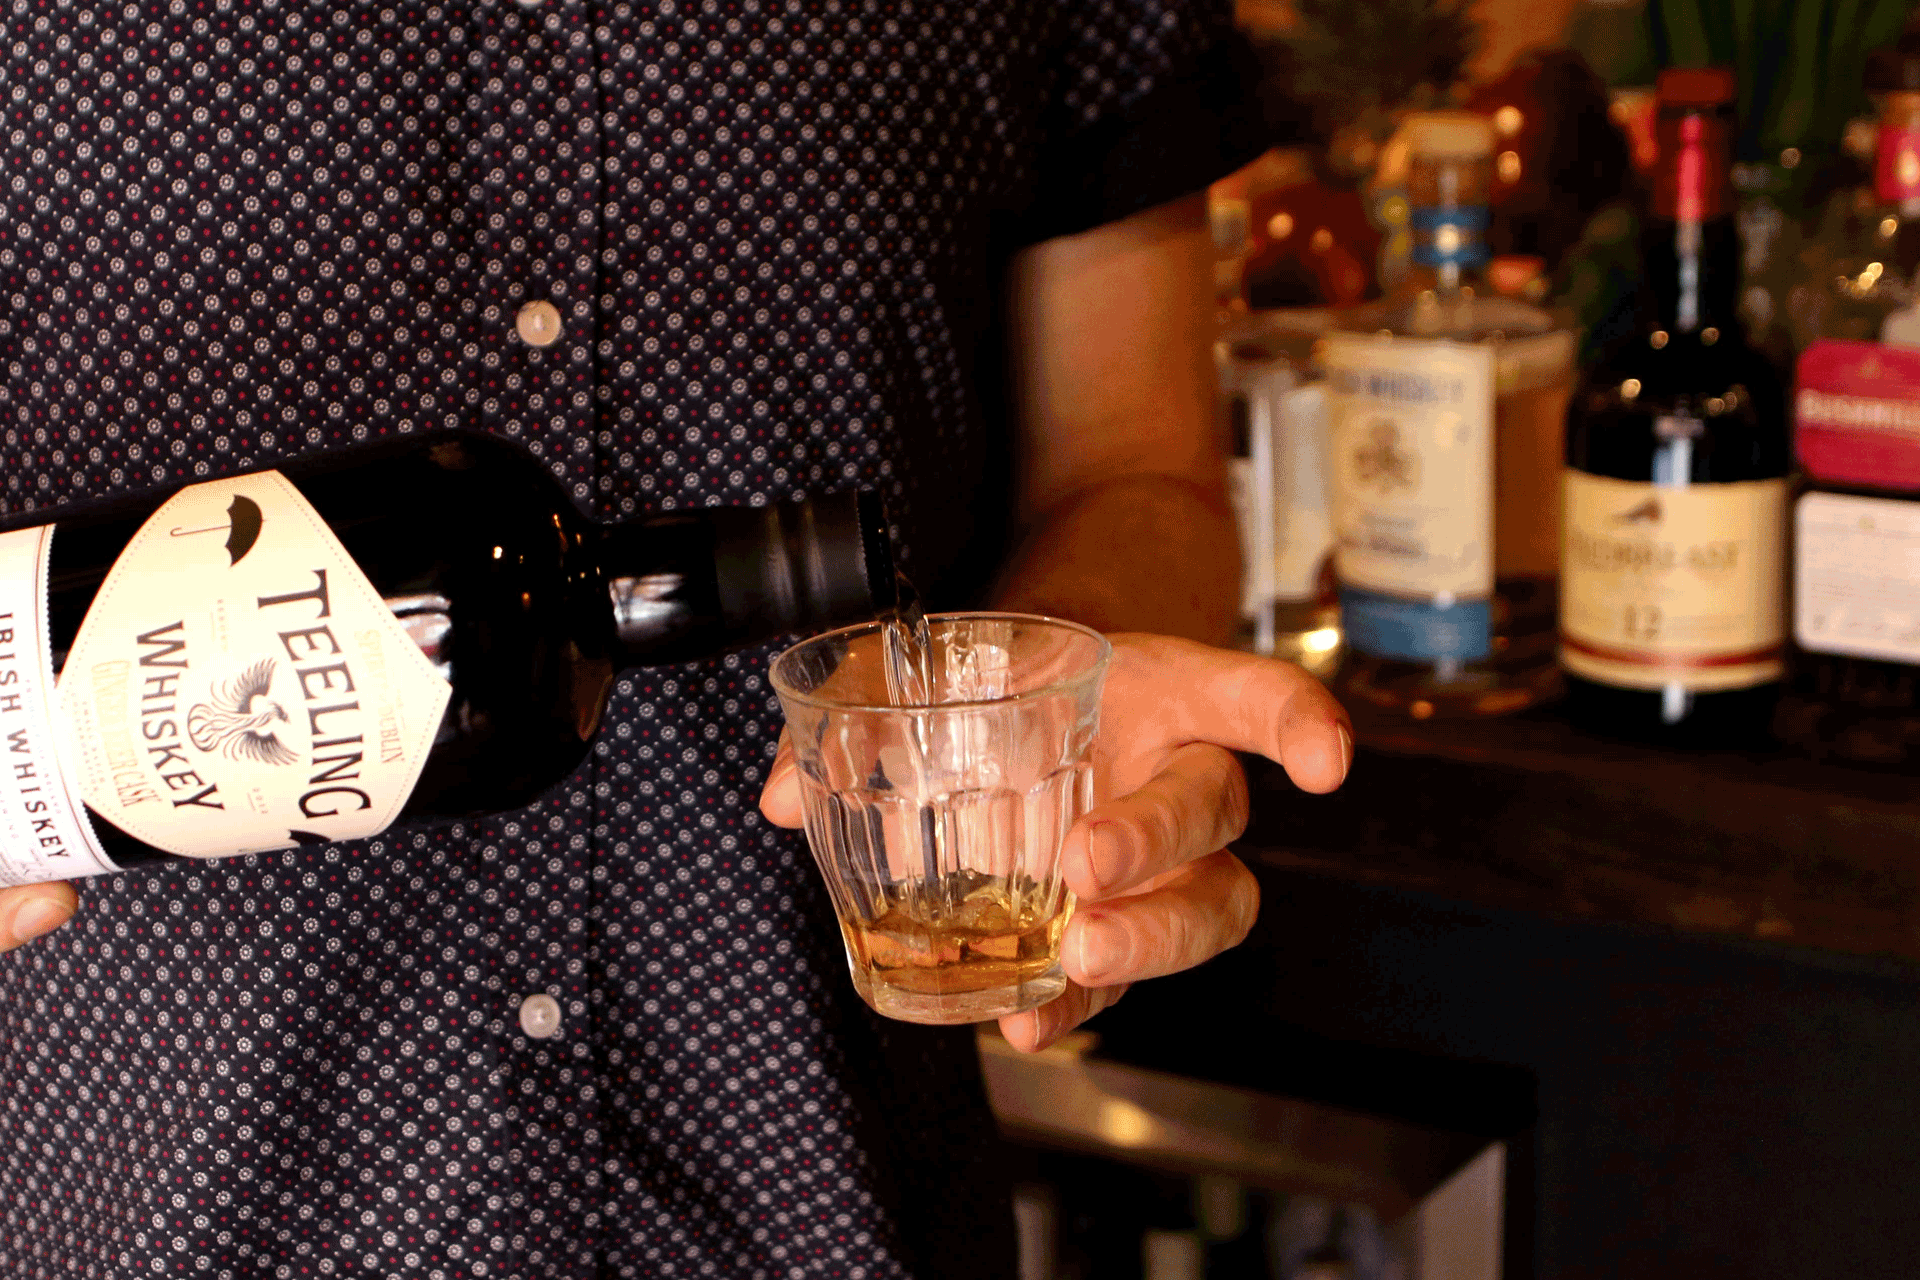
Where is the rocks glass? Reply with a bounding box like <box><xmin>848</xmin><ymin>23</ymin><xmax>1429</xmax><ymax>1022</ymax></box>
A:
<box><xmin>770</xmin><ymin>613</ymin><xmax>1109</xmax><ymax>1024</ymax></box>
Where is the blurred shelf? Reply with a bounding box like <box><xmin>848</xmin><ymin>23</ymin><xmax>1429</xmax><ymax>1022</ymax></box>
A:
<box><xmin>1242</xmin><ymin>699</ymin><xmax>1920</xmax><ymax>968</ymax></box>
<box><xmin>978</xmin><ymin>1026</ymin><xmax>1491</xmax><ymax>1222</ymax></box>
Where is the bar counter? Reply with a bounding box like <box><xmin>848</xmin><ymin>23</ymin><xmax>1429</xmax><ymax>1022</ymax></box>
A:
<box><xmin>1087</xmin><ymin>699</ymin><xmax>1920</xmax><ymax>1278</ymax></box>
<box><xmin>1258</xmin><ymin>699</ymin><xmax>1920</xmax><ymax>962</ymax></box>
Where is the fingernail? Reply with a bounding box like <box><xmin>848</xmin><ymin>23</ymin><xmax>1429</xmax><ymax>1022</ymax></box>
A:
<box><xmin>10</xmin><ymin>898</ymin><xmax>66</xmax><ymax>944</ymax></box>
<box><xmin>1336</xmin><ymin>722</ymin><xmax>1353</xmax><ymax>783</ymax></box>
<box><xmin>1075</xmin><ymin>916</ymin><xmax>1129</xmax><ymax>985</ymax></box>
<box><xmin>1001</xmin><ymin>1009</ymin><xmax>1041</xmax><ymax>1052</ymax></box>
<box><xmin>1085</xmin><ymin>821</ymin><xmax>1122</xmax><ymax>892</ymax></box>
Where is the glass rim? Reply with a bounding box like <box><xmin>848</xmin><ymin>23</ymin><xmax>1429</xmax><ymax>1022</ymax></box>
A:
<box><xmin>768</xmin><ymin>610</ymin><xmax>1112</xmax><ymax>714</ymax></box>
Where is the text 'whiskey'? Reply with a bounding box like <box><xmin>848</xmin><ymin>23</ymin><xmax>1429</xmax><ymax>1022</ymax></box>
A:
<box><xmin>0</xmin><ymin>433</ymin><xmax>892</xmax><ymax>887</ymax></box>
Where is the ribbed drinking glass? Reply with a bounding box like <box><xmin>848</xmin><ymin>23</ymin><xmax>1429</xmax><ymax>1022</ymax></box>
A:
<box><xmin>771</xmin><ymin>613</ymin><xmax>1109</xmax><ymax>1024</ymax></box>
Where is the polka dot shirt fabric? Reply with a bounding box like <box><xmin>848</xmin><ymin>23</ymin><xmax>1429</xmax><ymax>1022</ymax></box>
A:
<box><xmin>0</xmin><ymin>1</ymin><xmax>1257</xmax><ymax>1276</ymax></box>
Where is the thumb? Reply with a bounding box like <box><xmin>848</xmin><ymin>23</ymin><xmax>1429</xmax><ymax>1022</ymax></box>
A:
<box><xmin>757</xmin><ymin>732</ymin><xmax>803</xmax><ymax>828</ymax></box>
<box><xmin>0</xmin><ymin>882</ymin><xmax>76</xmax><ymax>953</ymax></box>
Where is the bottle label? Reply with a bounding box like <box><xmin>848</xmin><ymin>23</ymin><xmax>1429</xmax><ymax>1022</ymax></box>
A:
<box><xmin>1225</xmin><ymin>455</ymin><xmax>1269</xmax><ymax>618</ymax></box>
<box><xmin>1324</xmin><ymin>333</ymin><xmax>1495</xmax><ymax>660</ymax></box>
<box><xmin>1560</xmin><ymin>470</ymin><xmax>1786</xmax><ymax>691</ymax></box>
<box><xmin>1876</xmin><ymin>125</ymin><xmax>1920</xmax><ymax>203</ymax></box>
<box><xmin>1795</xmin><ymin>490</ymin><xmax>1920</xmax><ymax>664</ymax></box>
<box><xmin>1794</xmin><ymin>339</ymin><xmax>1920</xmax><ymax>492</ymax></box>
<box><xmin>0</xmin><ymin>526</ymin><xmax>119</xmax><ymax>887</ymax></box>
<box><xmin>55</xmin><ymin>471</ymin><xmax>452</xmax><ymax>859</ymax></box>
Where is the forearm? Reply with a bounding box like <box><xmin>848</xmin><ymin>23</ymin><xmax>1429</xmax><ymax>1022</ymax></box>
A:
<box><xmin>991</xmin><ymin>473</ymin><xmax>1240</xmax><ymax>644</ymax></box>
<box><xmin>998</xmin><ymin>190</ymin><xmax>1239</xmax><ymax>641</ymax></box>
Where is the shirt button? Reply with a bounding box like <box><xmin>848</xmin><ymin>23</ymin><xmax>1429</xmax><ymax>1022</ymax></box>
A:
<box><xmin>515</xmin><ymin>300</ymin><xmax>563</xmax><ymax>348</ymax></box>
<box><xmin>518</xmin><ymin>993</ymin><xmax>562</xmax><ymax>1039</ymax></box>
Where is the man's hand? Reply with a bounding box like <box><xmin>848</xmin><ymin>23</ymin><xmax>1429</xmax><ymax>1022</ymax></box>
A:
<box><xmin>759</xmin><ymin>632</ymin><xmax>1351</xmax><ymax>1051</ymax></box>
<box><xmin>0</xmin><ymin>882</ymin><xmax>75</xmax><ymax>953</ymax></box>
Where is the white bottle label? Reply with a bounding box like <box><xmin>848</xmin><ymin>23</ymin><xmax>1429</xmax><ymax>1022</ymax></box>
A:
<box><xmin>1225</xmin><ymin>455</ymin><xmax>1269</xmax><ymax>620</ymax></box>
<box><xmin>1324</xmin><ymin>333</ymin><xmax>1495</xmax><ymax>660</ymax></box>
<box><xmin>1795</xmin><ymin>489</ymin><xmax>1920</xmax><ymax>663</ymax></box>
<box><xmin>55</xmin><ymin>470</ymin><xmax>452</xmax><ymax>860</ymax></box>
<box><xmin>1560</xmin><ymin>470</ymin><xmax>1786</xmax><ymax>692</ymax></box>
<box><xmin>0</xmin><ymin>526</ymin><xmax>119</xmax><ymax>887</ymax></box>
<box><xmin>1274</xmin><ymin>383</ymin><xmax>1335</xmax><ymax>601</ymax></box>
<box><xmin>1324</xmin><ymin>334</ymin><xmax>1496</xmax><ymax>600</ymax></box>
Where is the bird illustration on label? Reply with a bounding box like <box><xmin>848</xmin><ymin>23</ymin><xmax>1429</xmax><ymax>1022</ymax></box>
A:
<box><xmin>186</xmin><ymin>658</ymin><xmax>298</xmax><ymax>766</ymax></box>
<box><xmin>1614</xmin><ymin>497</ymin><xmax>1662</xmax><ymax>525</ymax></box>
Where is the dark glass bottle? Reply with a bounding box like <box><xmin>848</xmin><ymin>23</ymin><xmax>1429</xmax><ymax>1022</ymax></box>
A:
<box><xmin>1560</xmin><ymin>68</ymin><xmax>1792</xmax><ymax>743</ymax></box>
<box><xmin>25</xmin><ymin>432</ymin><xmax>892</xmax><ymax>876</ymax></box>
<box><xmin>1772</xmin><ymin>29</ymin><xmax>1920</xmax><ymax>767</ymax></box>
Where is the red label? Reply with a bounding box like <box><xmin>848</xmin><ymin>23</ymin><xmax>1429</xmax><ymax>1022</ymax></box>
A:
<box><xmin>1795</xmin><ymin>339</ymin><xmax>1920</xmax><ymax>492</ymax></box>
<box><xmin>1876</xmin><ymin>125</ymin><xmax>1920</xmax><ymax>203</ymax></box>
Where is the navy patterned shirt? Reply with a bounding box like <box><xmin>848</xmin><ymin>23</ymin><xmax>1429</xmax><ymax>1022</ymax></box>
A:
<box><xmin>0</xmin><ymin>1</ymin><xmax>1258</xmax><ymax>1275</ymax></box>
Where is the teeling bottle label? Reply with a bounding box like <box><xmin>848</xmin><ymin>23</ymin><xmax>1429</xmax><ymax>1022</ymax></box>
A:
<box><xmin>0</xmin><ymin>525</ymin><xmax>119</xmax><ymax>885</ymax></box>
<box><xmin>1560</xmin><ymin>470</ymin><xmax>1786</xmax><ymax>692</ymax></box>
<box><xmin>53</xmin><ymin>471</ymin><xmax>451</xmax><ymax>860</ymax></box>
<box><xmin>1324</xmin><ymin>333</ymin><xmax>1496</xmax><ymax>661</ymax></box>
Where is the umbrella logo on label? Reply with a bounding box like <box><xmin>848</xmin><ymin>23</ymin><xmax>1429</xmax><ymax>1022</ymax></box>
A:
<box><xmin>169</xmin><ymin>495</ymin><xmax>264</xmax><ymax>566</ymax></box>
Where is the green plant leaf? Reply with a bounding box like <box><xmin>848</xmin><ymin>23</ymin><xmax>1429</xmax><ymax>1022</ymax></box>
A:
<box><xmin>1652</xmin><ymin>0</ymin><xmax>1725</xmax><ymax>68</ymax></box>
<box><xmin>1763</xmin><ymin>0</ymin><xmax>1833</xmax><ymax>155</ymax></box>
<box><xmin>1283</xmin><ymin>0</ymin><xmax>1483</xmax><ymax>135</ymax></box>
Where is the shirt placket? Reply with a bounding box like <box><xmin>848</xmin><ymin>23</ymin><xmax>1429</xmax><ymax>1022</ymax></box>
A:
<box><xmin>467</xmin><ymin>0</ymin><xmax>603</xmax><ymax>504</ymax></box>
<box><xmin>462</xmin><ymin>0</ymin><xmax>606</xmax><ymax>1274</ymax></box>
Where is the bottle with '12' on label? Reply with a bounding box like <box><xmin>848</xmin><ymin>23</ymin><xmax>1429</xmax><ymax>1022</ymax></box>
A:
<box><xmin>1560</xmin><ymin>68</ymin><xmax>1790</xmax><ymax>741</ymax></box>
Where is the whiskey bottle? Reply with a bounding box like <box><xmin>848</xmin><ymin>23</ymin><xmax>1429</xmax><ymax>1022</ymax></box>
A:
<box><xmin>1772</xmin><ymin>32</ymin><xmax>1920</xmax><ymax>765</ymax></box>
<box><xmin>1323</xmin><ymin>112</ymin><xmax>1575</xmax><ymax>717</ymax></box>
<box><xmin>1560</xmin><ymin>68</ymin><xmax>1791</xmax><ymax>741</ymax></box>
<box><xmin>1781</xmin><ymin>239</ymin><xmax>1920</xmax><ymax>762</ymax></box>
<box><xmin>1217</xmin><ymin>313</ymin><xmax>1341</xmax><ymax>678</ymax></box>
<box><xmin>0</xmin><ymin>432</ymin><xmax>893</xmax><ymax>887</ymax></box>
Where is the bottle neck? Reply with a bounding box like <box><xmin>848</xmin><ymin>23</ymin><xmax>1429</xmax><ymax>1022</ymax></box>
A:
<box><xmin>595</xmin><ymin>490</ymin><xmax>893</xmax><ymax>667</ymax></box>
<box><xmin>1646</xmin><ymin>109</ymin><xmax>1738</xmax><ymax>334</ymax></box>
<box><xmin>1410</xmin><ymin>205</ymin><xmax>1491</xmax><ymax>294</ymax></box>
<box><xmin>1406</xmin><ymin>151</ymin><xmax>1493</xmax><ymax>296</ymax></box>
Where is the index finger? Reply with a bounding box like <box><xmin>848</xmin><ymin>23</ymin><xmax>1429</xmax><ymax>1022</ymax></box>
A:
<box><xmin>1107</xmin><ymin>633</ymin><xmax>1351</xmax><ymax>794</ymax></box>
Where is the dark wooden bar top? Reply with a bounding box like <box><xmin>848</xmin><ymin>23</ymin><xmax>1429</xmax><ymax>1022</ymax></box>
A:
<box><xmin>1242</xmin><ymin>698</ymin><xmax>1920</xmax><ymax>968</ymax></box>
<box><xmin>1093</xmin><ymin>692</ymin><xmax>1920</xmax><ymax>1277</ymax></box>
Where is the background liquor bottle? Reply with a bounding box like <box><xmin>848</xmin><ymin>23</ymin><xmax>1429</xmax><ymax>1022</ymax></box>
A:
<box><xmin>1323</xmin><ymin>112</ymin><xmax>1575</xmax><ymax>718</ymax></box>
<box><xmin>1788</xmin><ymin>29</ymin><xmax>1920</xmax><ymax>350</ymax></box>
<box><xmin>1775</xmin><ymin>34</ymin><xmax>1920</xmax><ymax>766</ymax></box>
<box><xmin>1561</xmin><ymin>68</ymin><xmax>1791</xmax><ymax>742</ymax></box>
<box><xmin>1780</xmin><ymin>296</ymin><xmax>1920</xmax><ymax>765</ymax></box>
<box><xmin>1217</xmin><ymin>312</ymin><xmax>1343</xmax><ymax>679</ymax></box>
<box><xmin>3</xmin><ymin>432</ymin><xmax>891</xmax><ymax>885</ymax></box>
